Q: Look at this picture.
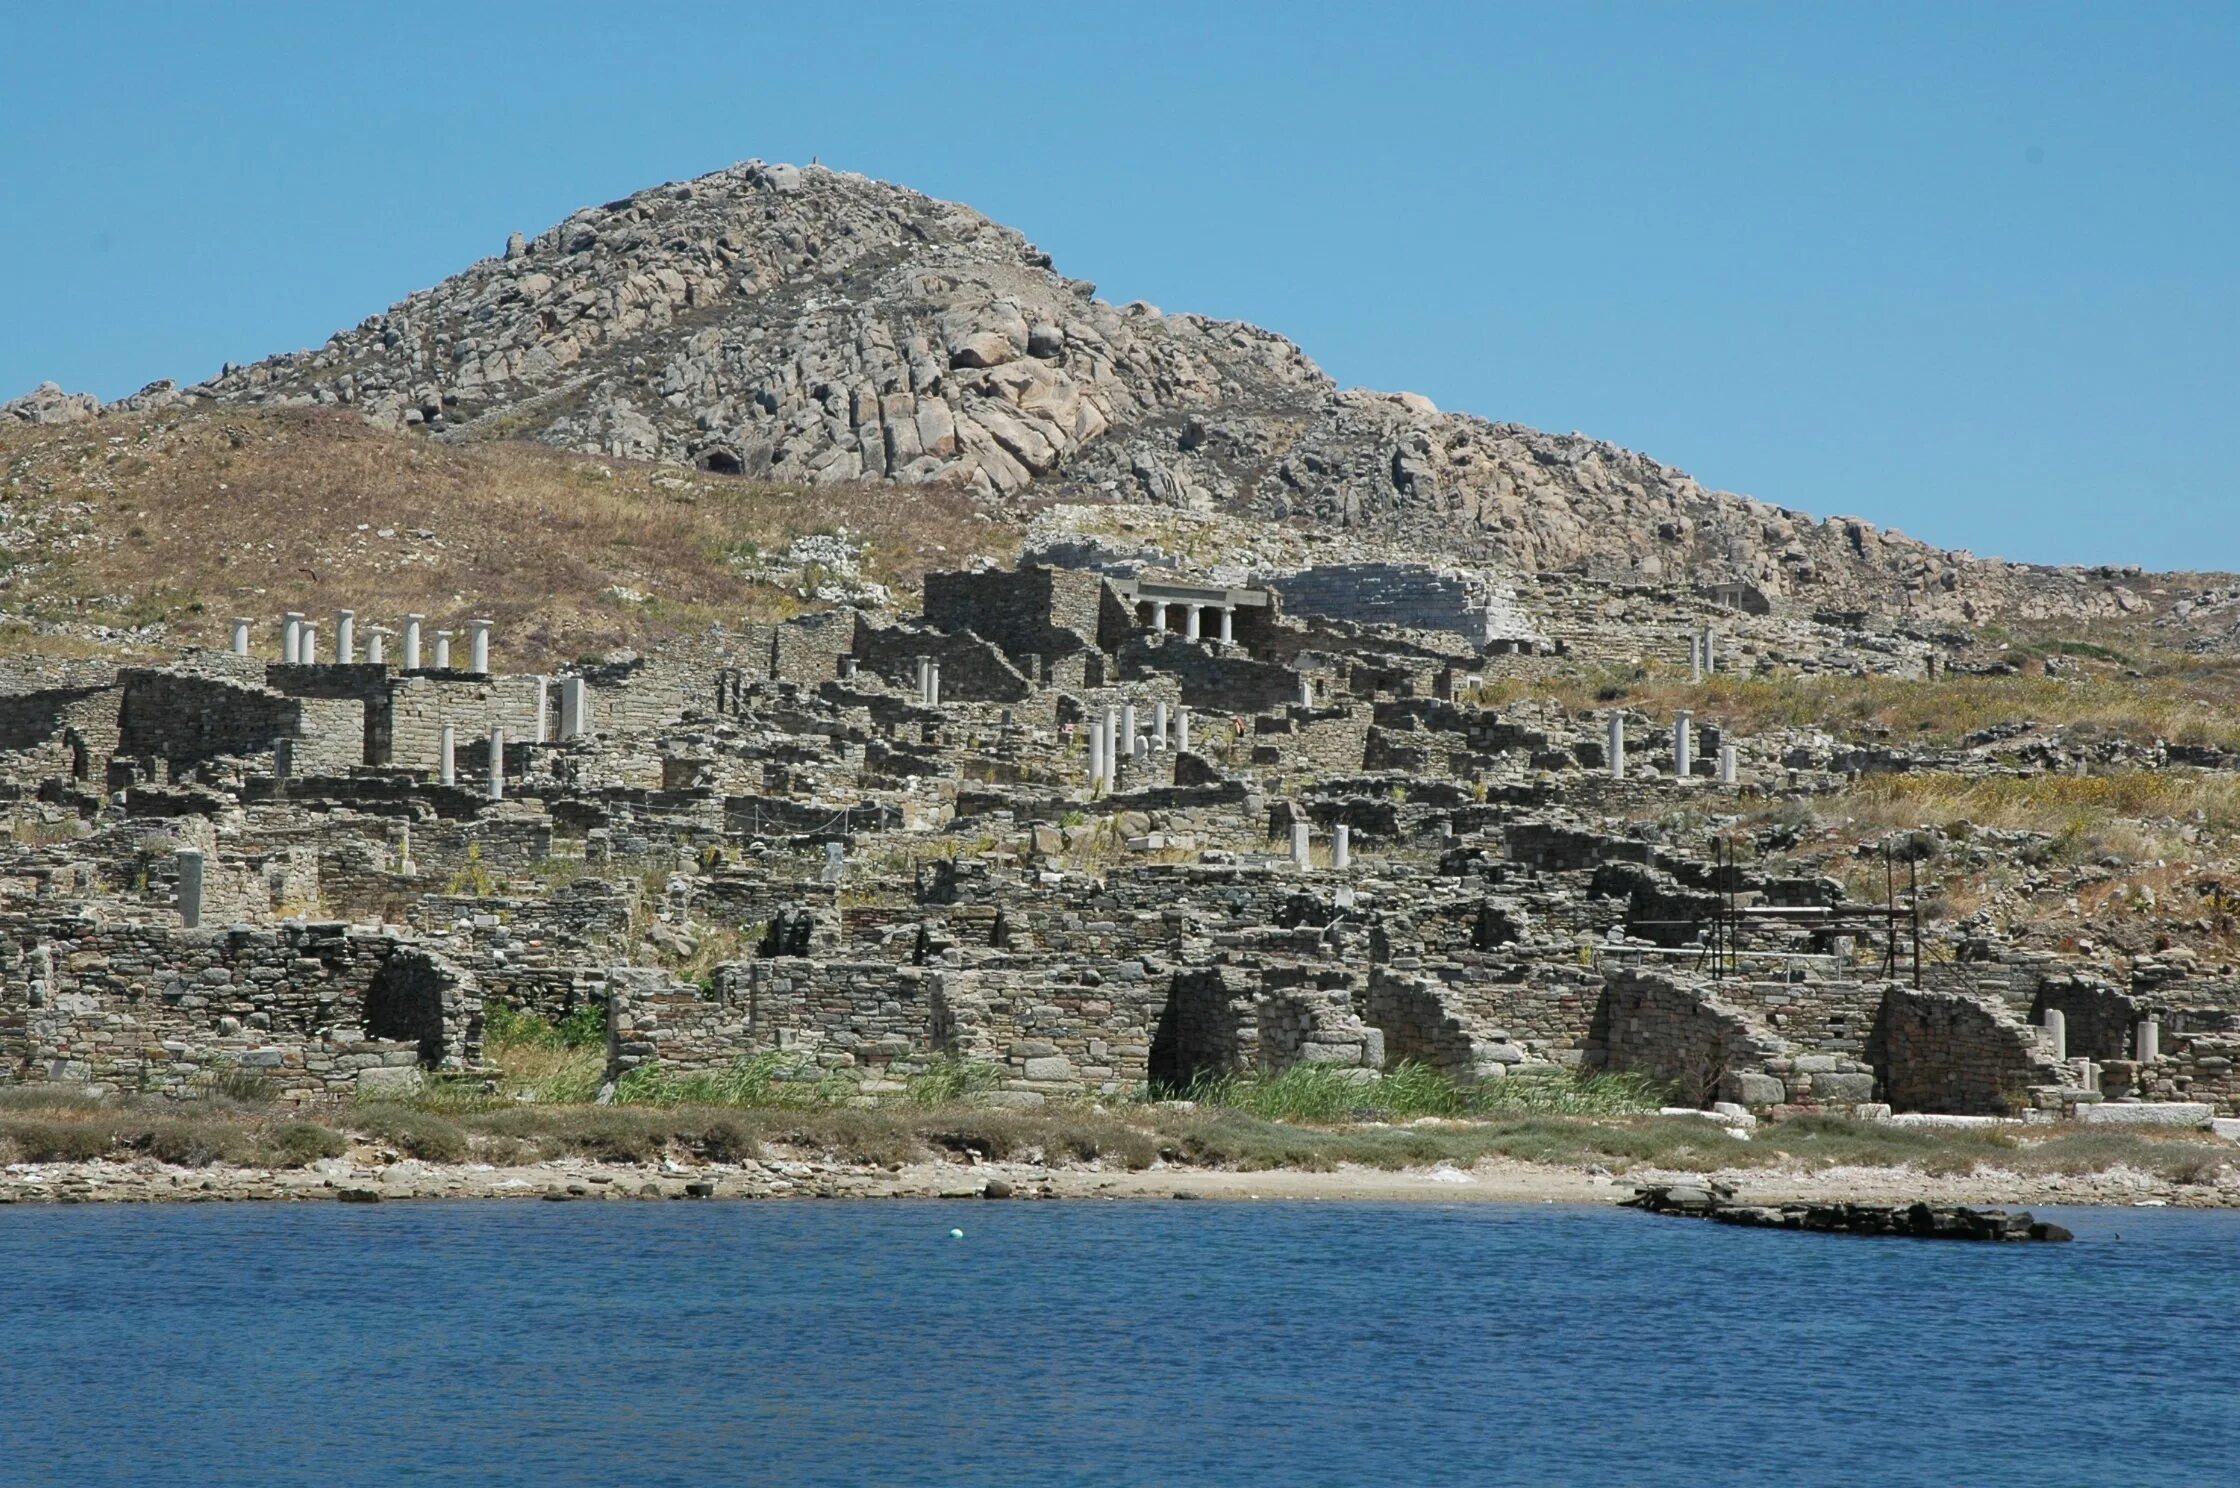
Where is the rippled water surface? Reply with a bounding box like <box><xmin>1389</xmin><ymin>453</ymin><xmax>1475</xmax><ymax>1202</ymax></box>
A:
<box><xmin>2</xmin><ymin>1198</ymin><xmax>2234</xmax><ymax>1486</ymax></box>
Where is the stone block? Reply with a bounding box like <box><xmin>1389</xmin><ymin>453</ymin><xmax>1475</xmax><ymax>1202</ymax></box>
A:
<box><xmin>1728</xmin><ymin>1072</ymin><xmax>1786</xmax><ymax>1108</ymax></box>
<box><xmin>2074</xmin><ymin>1101</ymin><xmax>2213</xmax><ymax>1129</ymax></box>
<box><xmin>357</xmin><ymin>1066</ymin><xmax>425</xmax><ymax>1097</ymax></box>
<box><xmin>1809</xmin><ymin>1072</ymin><xmax>1877</xmax><ymax>1104</ymax></box>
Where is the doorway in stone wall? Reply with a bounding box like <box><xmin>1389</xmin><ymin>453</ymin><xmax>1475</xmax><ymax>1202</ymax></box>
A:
<box><xmin>365</xmin><ymin>950</ymin><xmax>452</xmax><ymax>1067</ymax></box>
<box><xmin>1149</xmin><ymin>971</ymin><xmax>1243</xmax><ymax>1091</ymax></box>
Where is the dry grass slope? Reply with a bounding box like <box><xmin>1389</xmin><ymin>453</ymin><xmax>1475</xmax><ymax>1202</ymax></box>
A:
<box><xmin>0</xmin><ymin>406</ymin><xmax>1018</xmax><ymax>667</ymax></box>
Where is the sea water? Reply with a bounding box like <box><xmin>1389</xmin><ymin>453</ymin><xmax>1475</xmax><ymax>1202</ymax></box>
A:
<box><xmin>2</xmin><ymin>1198</ymin><xmax>2234</xmax><ymax>1486</ymax></box>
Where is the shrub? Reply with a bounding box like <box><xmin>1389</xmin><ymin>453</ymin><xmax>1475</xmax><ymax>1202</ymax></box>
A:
<box><xmin>267</xmin><ymin>1121</ymin><xmax>348</xmax><ymax>1167</ymax></box>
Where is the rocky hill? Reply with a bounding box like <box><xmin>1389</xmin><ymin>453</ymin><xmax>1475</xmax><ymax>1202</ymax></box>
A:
<box><xmin>8</xmin><ymin>160</ymin><xmax>2203</xmax><ymax>627</ymax></box>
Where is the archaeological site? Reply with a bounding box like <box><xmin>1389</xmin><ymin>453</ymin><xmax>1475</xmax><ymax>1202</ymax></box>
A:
<box><xmin>5</xmin><ymin>160</ymin><xmax>2238</xmax><ymax>1146</ymax></box>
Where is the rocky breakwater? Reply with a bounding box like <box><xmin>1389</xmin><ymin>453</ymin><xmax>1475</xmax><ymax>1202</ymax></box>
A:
<box><xmin>1625</xmin><ymin>1181</ymin><xmax>2073</xmax><ymax>1243</ymax></box>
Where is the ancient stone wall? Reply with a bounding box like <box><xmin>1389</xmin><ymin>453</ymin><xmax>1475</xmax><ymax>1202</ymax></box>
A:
<box><xmin>1870</xmin><ymin>986</ymin><xmax>2065</xmax><ymax>1115</ymax></box>
<box><xmin>114</xmin><ymin>671</ymin><xmax>326</xmax><ymax>774</ymax></box>
<box><xmin>849</xmin><ymin>620</ymin><xmax>1031</xmax><ymax>703</ymax></box>
<box><xmin>1597</xmin><ymin>970</ymin><xmax>1789</xmax><ymax>1107</ymax></box>
<box><xmin>922</xmin><ymin>567</ymin><xmax>1106</xmax><ymax>664</ymax></box>
<box><xmin>0</xmin><ymin>916</ymin><xmax>478</xmax><ymax>1098</ymax></box>
<box><xmin>386</xmin><ymin>673</ymin><xmax>550</xmax><ymax>773</ymax></box>
<box><xmin>1269</xmin><ymin>562</ymin><xmax>1545</xmax><ymax>648</ymax></box>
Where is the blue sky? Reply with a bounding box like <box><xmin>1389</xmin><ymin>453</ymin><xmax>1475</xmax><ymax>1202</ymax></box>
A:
<box><xmin>4</xmin><ymin>3</ymin><xmax>2234</xmax><ymax>571</ymax></box>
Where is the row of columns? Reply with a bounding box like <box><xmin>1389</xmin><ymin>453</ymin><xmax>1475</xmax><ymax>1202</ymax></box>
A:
<box><xmin>1286</xmin><ymin>822</ymin><xmax>1352</xmax><ymax>872</ymax></box>
<box><xmin>1146</xmin><ymin>602</ymin><xmax>1236</xmax><ymax>646</ymax></box>
<box><xmin>433</xmin><ymin>721</ymin><xmax>523</xmax><ymax>797</ymax></box>
<box><xmin>253</xmin><ymin>613</ymin><xmax>493</xmax><ymax>673</ymax></box>
<box><xmin>2038</xmin><ymin>1008</ymin><xmax>2164</xmax><ymax>1085</ymax></box>
<box><xmin>1605</xmin><ymin>710</ymin><xmax>1739</xmax><ymax>785</ymax></box>
<box><xmin>1689</xmin><ymin>624</ymin><xmax>1718</xmax><ymax>682</ymax></box>
<box><xmin>1087</xmin><ymin>700</ymin><xmax>1191</xmax><ymax>791</ymax></box>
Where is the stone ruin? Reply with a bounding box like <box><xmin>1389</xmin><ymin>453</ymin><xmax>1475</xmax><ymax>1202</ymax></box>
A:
<box><xmin>0</xmin><ymin>558</ymin><xmax>2233</xmax><ymax>1129</ymax></box>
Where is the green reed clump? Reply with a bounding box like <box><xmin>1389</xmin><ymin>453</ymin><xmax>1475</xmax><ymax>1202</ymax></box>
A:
<box><xmin>1164</xmin><ymin>1063</ymin><xmax>1664</xmax><ymax>1124</ymax></box>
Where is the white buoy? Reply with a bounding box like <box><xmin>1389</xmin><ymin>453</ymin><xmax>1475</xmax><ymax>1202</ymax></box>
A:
<box><xmin>949</xmin><ymin>1228</ymin><xmax>964</xmax><ymax>1240</ymax></box>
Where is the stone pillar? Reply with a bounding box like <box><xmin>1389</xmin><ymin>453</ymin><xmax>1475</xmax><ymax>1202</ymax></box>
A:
<box><xmin>230</xmin><ymin>618</ymin><xmax>252</xmax><ymax>656</ymax></box>
<box><xmin>1290</xmin><ymin>821</ymin><xmax>1311</xmax><ymax>870</ymax></box>
<box><xmin>434</xmin><ymin>631</ymin><xmax>453</xmax><ymax>670</ymax></box>
<box><xmin>175</xmin><ymin>847</ymin><xmax>204</xmax><ymax>929</ymax></box>
<box><xmin>1218</xmin><ymin>606</ymin><xmax>1234</xmax><ymax>645</ymax></box>
<box><xmin>2043</xmin><ymin>1008</ymin><xmax>2067</xmax><ymax>1063</ymax></box>
<box><xmin>403</xmin><ymin>615</ymin><xmax>424</xmax><ymax>670</ymax></box>
<box><xmin>1151</xmin><ymin>602</ymin><xmax>1169</xmax><ymax>632</ymax></box>
<box><xmin>468</xmin><ymin>619</ymin><xmax>492</xmax><ymax>676</ymax></box>
<box><xmin>2137</xmin><ymin>1018</ymin><xmax>2160</xmax><ymax>1063</ymax></box>
<box><xmin>1702</xmin><ymin>625</ymin><xmax>1717</xmax><ymax>675</ymax></box>
<box><xmin>1177</xmin><ymin>708</ymin><xmax>1192</xmax><ymax>754</ymax></box>
<box><xmin>1674</xmin><ymin>710</ymin><xmax>1693</xmax><ymax>778</ymax></box>
<box><xmin>1103</xmin><ymin>706</ymin><xmax>1120</xmax><ymax>785</ymax></box>
<box><xmin>1133</xmin><ymin>732</ymin><xmax>1149</xmax><ymax>761</ymax></box>
<box><xmin>487</xmin><ymin>726</ymin><xmax>506</xmax><ymax>801</ymax></box>
<box><xmin>1607</xmin><ymin>712</ymin><xmax>1626</xmax><ymax>780</ymax></box>
<box><xmin>367</xmin><ymin>627</ymin><xmax>389</xmax><ymax>665</ymax></box>
<box><xmin>282</xmin><ymin>612</ymin><xmax>304</xmax><ymax>664</ymax></box>
<box><xmin>1121</xmin><ymin>701</ymin><xmax>1137</xmax><ymax>750</ymax></box>
<box><xmin>1298</xmin><ymin>674</ymin><xmax>1313</xmax><ymax>708</ymax></box>
<box><xmin>1153</xmin><ymin>701</ymin><xmax>1170</xmax><ymax>750</ymax></box>
<box><xmin>927</xmin><ymin>661</ymin><xmax>941</xmax><ymax>708</ymax></box>
<box><xmin>531</xmin><ymin>676</ymin><xmax>550</xmax><ymax>743</ymax></box>
<box><xmin>335</xmin><ymin>610</ymin><xmax>356</xmax><ymax>665</ymax></box>
<box><xmin>915</xmin><ymin>656</ymin><xmax>930</xmax><ymax>702</ymax></box>
<box><xmin>439</xmin><ymin>724</ymin><xmax>456</xmax><ymax>787</ymax></box>
<box><xmin>299</xmin><ymin>622</ymin><xmax>318</xmax><ymax>664</ymax></box>
<box><xmin>561</xmin><ymin>677</ymin><xmax>591</xmax><ymax>740</ymax></box>
<box><xmin>1717</xmin><ymin>744</ymin><xmax>1738</xmax><ymax>785</ymax></box>
<box><xmin>1088</xmin><ymin>720</ymin><xmax>1106</xmax><ymax>789</ymax></box>
<box><xmin>1333</xmin><ymin>824</ymin><xmax>1351</xmax><ymax>871</ymax></box>
<box><xmin>1185</xmin><ymin>603</ymin><xmax>1203</xmax><ymax>642</ymax></box>
<box><xmin>1689</xmin><ymin>633</ymin><xmax>1702</xmax><ymax>683</ymax></box>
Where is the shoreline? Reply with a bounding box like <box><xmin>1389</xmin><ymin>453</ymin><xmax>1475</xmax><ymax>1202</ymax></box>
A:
<box><xmin>4</xmin><ymin>1152</ymin><xmax>2232</xmax><ymax>1211</ymax></box>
